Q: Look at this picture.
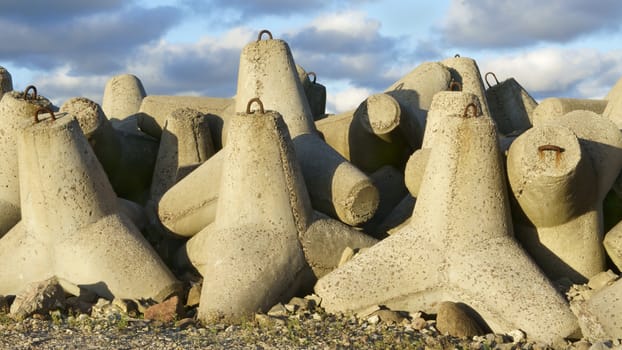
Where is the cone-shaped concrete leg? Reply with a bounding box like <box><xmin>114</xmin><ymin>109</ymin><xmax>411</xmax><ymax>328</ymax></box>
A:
<box><xmin>235</xmin><ymin>31</ymin><xmax>378</xmax><ymax>226</ymax></box>
<box><xmin>314</xmin><ymin>92</ymin><xmax>578</xmax><ymax>343</ymax></box>
<box><xmin>441</xmin><ymin>56</ymin><xmax>492</xmax><ymax>120</ymax></box>
<box><xmin>297</xmin><ymin>65</ymin><xmax>326</xmax><ymax>120</ymax></box>
<box><xmin>196</xmin><ymin>100</ymin><xmax>310</xmax><ymax>323</ymax></box>
<box><xmin>0</xmin><ymin>66</ymin><xmax>12</xmax><ymax>99</ymax></box>
<box><xmin>0</xmin><ymin>114</ymin><xmax>178</xmax><ymax>301</ymax></box>
<box><xmin>572</xmin><ymin>278</ymin><xmax>622</xmax><ymax>341</ymax></box>
<box><xmin>484</xmin><ymin>73</ymin><xmax>537</xmax><ymax>134</ymax></box>
<box><xmin>101</xmin><ymin>74</ymin><xmax>146</xmax><ymax>120</ymax></box>
<box><xmin>532</xmin><ymin>98</ymin><xmax>607</xmax><ymax>127</ymax></box>
<box><xmin>604</xmin><ymin>76</ymin><xmax>622</xmax><ymax>129</ymax></box>
<box><xmin>508</xmin><ymin>111</ymin><xmax>622</xmax><ymax>282</ymax></box>
<box><xmin>0</xmin><ymin>89</ymin><xmax>54</xmax><ymax>237</ymax></box>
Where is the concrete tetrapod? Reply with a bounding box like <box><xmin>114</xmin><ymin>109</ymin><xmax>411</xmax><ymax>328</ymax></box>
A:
<box><xmin>234</xmin><ymin>30</ymin><xmax>378</xmax><ymax>226</ymax></box>
<box><xmin>101</xmin><ymin>73</ymin><xmax>146</xmax><ymax>121</ymax></box>
<box><xmin>484</xmin><ymin>71</ymin><xmax>537</xmax><ymax>135</ymax></box>
<box><xmin>0</xmin><ymin>112</ymin><xmax>178</xmax><ymax>301</ymax></box>
<box><xmin>604</xmin><ymin>75</ymin><xmax>622</xmax><ymax>129</ymax></box>
<box><xmin>297</xmin><ymin>66</ymin><xmax>326</xmax><ymax>120</ymax></box>
<box><xmin>0</xmin><ymin>66</ymin><xmax>12</xmax><ymax>100</ymax></box>
<box><xmin>507</xmin><ymin>110</ymin><xmax>622</xmax><ymax>283</ymax></box>
<box><xmin>314</xmin><ymin>92</ymin><xmax>579</xmax><ymax>343</ymax></box>
<box><xmin>195</xmin><ymin>99</ymin><xmax>310</xmax><ymax>322</ymax></box>
<box><xmin>0</xmin><ymin>87</ymin><xmax>53</xmax><ymax>237</ymax></box>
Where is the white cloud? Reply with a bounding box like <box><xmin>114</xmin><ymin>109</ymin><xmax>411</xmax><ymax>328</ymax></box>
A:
<box><xmin>326</xmin><ymin>85</ymin><xmax>372</xmax><ymax>114</ymax></box>
<box><xmin>31</xmin><ymin>65</ymin><xmax>108</xmax><ymax>106</ymax></box>
<box><xmin>480</xmin><ymin>47</ymin><xmax>622</xmax><ymax>100</ymax></box>
<box><xmin>309</xmin><ymin>10</ymin><xmax>380</xmax><ymax>36</ymax></box>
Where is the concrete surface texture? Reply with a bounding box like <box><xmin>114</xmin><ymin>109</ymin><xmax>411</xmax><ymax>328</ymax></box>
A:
<box><xmin>234</xmin><ymin>31</ymin><xmax>378</xmax><ymax>226</ymax></box>
<box><xmin>101</xmin><ymin>74</ymin><xmax>146</xmax><ymax>120</ymax></box>
<box><xmin>0</xmin><ymin>88</ymin><xmax>54</xmax><ymax>237</ymax></box>
<box><xmin>195</xmin><ymin>100</ymin><xmax>310</xmax><ymax>323</ymax></box>
<box><xmin>532</xmin><ymin>98</ymin><xmax>608</xmax><ymax>127</ymax></box>
<box><xmin>0</xmin><ymin>113</ymin><xmax>178</xmax><ymax>301</ymax></box>
<box><xmin>508</xmin><ymin>110</ymin><xmax>622</xmax><ymax>283</ymax></box>
<box><xmin>314</xmin><ymin>92</ymin><xmax>579</xmax><ymax>343</ymax></box>
<box><xmin>484</xmin><ymin>72</ymin><xmax>537</xmax><ymax>135</ymax></box>
<box><xmin>441</xmin><ymin>56</ymin><xmax>492</xmax><ymax>121</ymax></box>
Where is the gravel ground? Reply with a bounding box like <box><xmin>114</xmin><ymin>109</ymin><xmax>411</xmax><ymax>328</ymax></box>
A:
<box><xmin>0</xmin><ymin>301</ymin><xmax>606</xmax><ymax>350</ymax></box>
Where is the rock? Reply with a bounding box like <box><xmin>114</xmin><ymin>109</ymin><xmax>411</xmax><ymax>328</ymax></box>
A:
<box><xmin>367</xmin><ymin>314</ymin><xmax>380</xmax><ymax>325</ymax></box>
<box><xmin>175</xmin><ymin>317</ymin><xmax>196</xmax><ymax>330</ymax></box>
<box><xmin>267</xmin><ymin>303</ymin><xmax>288</xmax><ymax>318</ymax></box>
<box><xmin>91</xmin><ymin>298</ymin><xmax>116</xmax><ymax>318</ymax></box>
<box><xmin>411</xmin><ymin>317</ymin><xmax>427</xmax><ymax>330</ymax></box>
<box><xmin>572</xmin><ymin>340</ymin><xmax>593</xmax><ymax>350</ymax></box>
<box><xmin>287</xmin><ymin>296</ymin><xmax>314</xmax><ymax>312</ymax></box>
<box><xmin>143</xmin><ymin>295</ymin><xmax>183</xmax><ymax>323</ymax></box>
<box><xmin>589</xmin><ymin>341</ymin><xmax>613</xmax><ymax>350</ymax></box>
<box><xmin>368</xmin><ymin>309</ymin><xmax>407</xmax><ymax>325</ymax></box>
<box><xmin>9</xmin><ymin>277</ymin><xmax>65</xmax><ymax>321</ymax></box>
<box><xmin>435</xmin><ymin>301</ymin><xmax>487</xmax><ymax>338</ymax></box>
<box><xmin>507</xmin><ymin>329</ymin><xmax>526</xmax><ymax>343</ymax></box>
<box><xmin>587</xmin><ymin>270</ymin><xmax>618</xmax><ymax>291</ymax></box>
<box><xmin>185</xmin><ymin>282</ymin><xmax>201</xmax><ymax>307</ymax></box>
<box><xmin>112</xmin><ymin>298</ymin><xmax>139</xmax><ymax>316</ymax></box>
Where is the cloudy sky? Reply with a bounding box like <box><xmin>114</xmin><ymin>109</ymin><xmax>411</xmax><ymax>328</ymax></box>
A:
<box><xmin>1</xmin><ymin>0</ymin><xmax>621</xmax><ymax>113</ymax></box>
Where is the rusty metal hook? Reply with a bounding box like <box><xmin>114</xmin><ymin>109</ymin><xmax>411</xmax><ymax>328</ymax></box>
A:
<box><xmin>257</xmin><ymin>29</ymin><xmax>273</xmax><ymax>41</ymax></box>
<box><xmin>34</xmin><ymin>106</ymin><xmax>55</xmax><ymax>123</ymax></box>
<box><xmin>538</xmin><ymin>144</ymin><xmax>565</xmax><ymax>166</ymax></box>
<box><xmin>449</xmin><ymin>80</ymin><xmax>462</xmax><ymax>91</ymax></box>
<box><xmin>454</xmin><ymin>54</ymin><xmax>461</xmax><ymax>58</ymax></box>
<box><xmin>485</xmin><ymin>72</ymin><xmax>500</xmax><ymax>88</ymax></box>
<box><xmin>24</xmin><ymin>85</ymin><xmax>37</xmax><ymax>100</ymax></box>
<box><xmin>463</xmin><ymin>103</ymin><xmax>478</xmax><ymax>118</ymax></box>
<box><xmin>246</xmin><ymin>97</ymin><xmax>265</xmax><ymax>114</ymax></box>
<box><xmin>308</xmin><ymin>72</ymin><xmax>317</xmax><ymax>84</ymax></box>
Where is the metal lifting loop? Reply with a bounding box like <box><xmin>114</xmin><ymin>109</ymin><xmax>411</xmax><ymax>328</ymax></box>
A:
<box><xmin>454</xmin><ymin>54</ymin><xmax>461</xmax><ymax>58</ymax></box>
<box><xmin>308</xmin><ymin>72</ymin><xmax>317</xmax><ymax>84</ymax></box>
<box><xmin>257</xmin><ymin>29</ymin><xmax>273</xmax><ymax>41</ymax></box>
<box><xmin>34</xmin><ymin>107</ymin><xmax>56</xmax><ymax>123</ymax></box>
<box><xmin>484</xmin><ymin>72</ymin><xmax>500</xmax><ymax>88</ymax></box>
<box><xmin>538</xmin><ymin>144</ymin><xmax>565</xmax><ymax>166</ymax></box>
<box><xmin>463</xmin><ymin>103</ymin><xmax>478</xmax><ymax>118</ymax></box>
<box><xmin>246</xmin><ymin>97</ymin><xmax>265</xmax><ymax>114</ymax></box>
<box><xmin>24</xmin><ymin>85</ymin><xmax>38</xmax><ymax>100</ymax></box>
<box><xmin>449</xmin><ymin>80</ymin><xmax>462</xmax><ymax>91</ymax></box>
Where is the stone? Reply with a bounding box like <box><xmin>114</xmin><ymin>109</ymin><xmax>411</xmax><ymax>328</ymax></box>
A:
<box><xmin>368</xmin><ymin>309</ymin><xmax>407</xmax><ymax>325</ymax></box>
<box><xmin>507</xmin><ymin>329</ymin><xmax>526</xmax><ymax>343</ymax></box>
<box><xmin>9</xmin><ymin>277</ymin><xmax>65</xmax><ymax>321</ymax></box>
<box><xmin>143</xmin><ymin>295</ymin><xmax>183</xmax><ymax>323</ymax></box>
<box><xmin>435</xmin><ymin>301</ymin><xmax>487</xmax><ymax>338</ymax></box>
<box><xmin>185</xmin><ymin>282</ymin><xmax>202</xmax><ymax>307</ymax></box>
<box><xmin>175</xmin><ymin>317</ymin><xmax>196</xmax><ymax>330</ymax></box>
<box><xmin>411</xmin><ymin>317</ymin><xmax>427</xmax><ymax>331</ymax></box>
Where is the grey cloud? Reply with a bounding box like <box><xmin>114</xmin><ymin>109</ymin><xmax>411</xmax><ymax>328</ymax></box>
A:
<box><xmin>0</xmin><ymin>0</ymin><xmax>126</xmax><ymax>22</ymax></box>
<box><xmin>0</xmin><ymin>4</ymin><xmax>183</xmax><ymax>75</ymax></box>
<box><xmin>180</xmin><ymin>0</ymin><xmax>329</xmax><ymax>22</ymax></box>
<box><xmin>441</xmin><ymin>0</ymin><xmax>622</xmax><ymax>48</ymax></box>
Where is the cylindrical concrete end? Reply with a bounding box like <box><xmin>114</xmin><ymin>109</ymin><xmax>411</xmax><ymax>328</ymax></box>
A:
<box><xmin>60</xmin><ymin>97</ymin><xmax>107</xmax><ymax>139</ymax></box>
<box><xmin>404</xmin><ymin>148</ymin><xmax>430</xmax><ymax>197</ymax></box>
<box><xmin>102</xmin><ymin>74</ymin><xmax>146</xmax><ymax>120</ymax></box>
<box><xmin>507</xmin><ymin>125</ymin><xmax>594</xmax><ymax>228</ymax></box>
<box><xmin>354</xmin><ymin>93</ymin><xmax>401</xmax><ymax>136</ymax></box>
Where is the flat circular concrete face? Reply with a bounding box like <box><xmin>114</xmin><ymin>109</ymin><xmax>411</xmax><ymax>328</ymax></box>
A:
<box><xmin>507</xmin><ymin>125</ymin><xmax>595</xmax><ymax>227</ymax></box>
<box><xmin>355</xmin><ymin>93</ymin><xmax>401</xmax><ymax>135</ymax></box>
<box><xmin>60</xmin><ymin>97</ymin><xmax>106</xmax><ymax>138</ymax></box>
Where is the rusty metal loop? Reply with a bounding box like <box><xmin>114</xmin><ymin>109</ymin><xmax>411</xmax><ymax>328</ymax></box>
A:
<box><xmin>449</xmin><ymin>80</ymin><xmax>462</xmax><ymax>91</ymax></box>
<box><xmin>34</xmin><ymin>106</ymin><xmax>56</xmax><ymax>123</ymax></box>
<box><xmin>246</xmin><ymin>97</ymin><xmax>265</xmax><ymax>114</ymax></box>
<box><xmin>454</xmin><ymin>54</ymin><xmax>460</xmax><ymax>58</ymax></box>
<box><xmin>538</xmin><ymin>145</ymin><xmax>565</xmax><ymax>154</ymax></box>
<box><xmin>24</xmin><ymin>85</ymin><xmax>37</xmax><ymax>100</ymax></box>
<box><xmin>463</xmin><ymin>103</ymin><xmax>478</xmax><ymax>118</ymax></box>
<box><xmin>257</xmin><ymin>29</ymin><xmax>273</xmax><ymax>41</ymax></box>
<box><xmin>308</xmin><ymin>72</ymin><xmax>317</xmax><ymax>84</ymax></box>
<box><xmin>484</xmin><ymin>72</ymin><xmax>500</xmax><ymax>88</ymax></box>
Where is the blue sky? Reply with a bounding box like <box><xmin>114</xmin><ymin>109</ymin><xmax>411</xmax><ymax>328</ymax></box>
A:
<box><xmin>1</xmin><ymin>0</ymin><xmax>622</xmax><ymax>113</ymax></box>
